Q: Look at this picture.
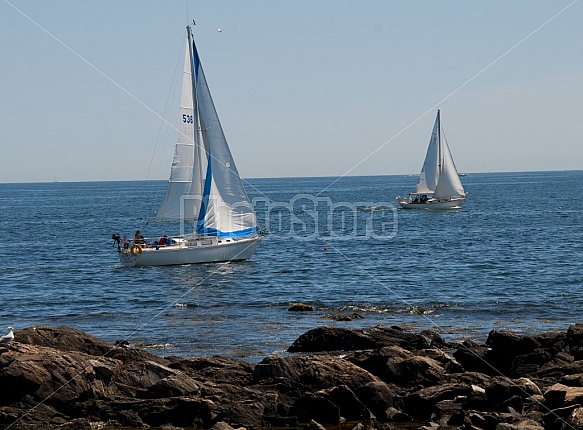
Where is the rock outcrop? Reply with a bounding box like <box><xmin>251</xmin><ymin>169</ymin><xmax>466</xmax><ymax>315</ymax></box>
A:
<box><xmin>3</xmin><ymin>324</ymin><xmax>583</xmax><ymax>429</ymax></box>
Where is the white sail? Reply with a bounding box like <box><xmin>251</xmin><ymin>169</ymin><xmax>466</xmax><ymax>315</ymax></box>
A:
<box><xmin>156</xmin><ymin>42</ymin><xmax>199</xmax><ymax>221</ymax></box>
<box><xmin>157</xmin><ymin>26</ymin><xmax>257</xmax><ymax>238</ymax></box>
<box><xmin>433</xmin><ymin>137</ymin><xmax>465</xmax><ymax>199</ymax></box>
<box><xmin>414</xmin><ymin>113</ymin><xmax>440</xmax><ymax>194</ymax></box>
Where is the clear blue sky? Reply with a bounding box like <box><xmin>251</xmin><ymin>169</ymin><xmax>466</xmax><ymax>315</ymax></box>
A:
<box><xmin>1</xmin><ymin>1</ymin><xmax>581</xmax><ymax>183</ymax></box>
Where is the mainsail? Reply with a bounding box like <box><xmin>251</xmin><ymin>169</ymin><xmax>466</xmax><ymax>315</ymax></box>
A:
<box><xmin>414</xmin><ymin>113</ymin><xmax>441</xmax><ymax>194</ymax></box>
<box><xmin>157</xmin><ymin>26</ymin><xmax>257</xmax><ymax>238</ymax></box>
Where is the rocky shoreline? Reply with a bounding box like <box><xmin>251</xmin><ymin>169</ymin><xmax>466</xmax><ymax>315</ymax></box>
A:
<box><xmin>2</xmin><ymin>324</ymin><xmax>583</xmax><ymax>429</ymax></box>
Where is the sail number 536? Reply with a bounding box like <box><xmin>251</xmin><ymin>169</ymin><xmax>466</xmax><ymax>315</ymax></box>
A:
<box><xmin>183</xmin><ymin>114</ymin><xmax>193</xmax><ymax>123</ymax></box>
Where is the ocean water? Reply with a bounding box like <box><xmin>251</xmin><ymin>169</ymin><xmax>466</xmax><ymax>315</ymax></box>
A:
<box><xmin>0</xmin><ymin>171</ymin><xmax>582</xmax><ymax>362</ymax></box>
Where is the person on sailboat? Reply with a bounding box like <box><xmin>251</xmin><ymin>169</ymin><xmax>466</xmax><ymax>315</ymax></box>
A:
<box><xmin>134</xmin><ymin>230</ymin><xmax>145</xmax><ymax>245</ymax></box>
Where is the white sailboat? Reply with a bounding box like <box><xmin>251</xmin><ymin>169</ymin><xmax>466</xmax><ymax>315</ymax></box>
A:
<box><xmin>116</xmin><ymin>25</ymin><xmax>261</xmax><ymax>267</ymax></box>
<box><xmin>397</xmin><ymin>110</ymin><xmax>466</xmax><ymax>210</ymax></box>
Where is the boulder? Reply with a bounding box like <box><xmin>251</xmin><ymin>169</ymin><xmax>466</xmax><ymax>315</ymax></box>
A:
<box><xmin>353</xmin><ymin>381</ymin><xmax>395</xmax><ymax>421</ymax></box>
<box><xmin>287</xmin><ymin>325</ymin><xmax>439</xmax><ymax>353</ymax></box>
<box><xmin>253</xmin><ymin>355</ymin><xmax>378</xmax><ymax>391</ymax></box>
<box><xmin>288</xmin><ymin>303</ymin><xmax>315</xmax><ymax>312</ymax></box>
<box><xmin>403</xmin><ymin>383</ymin><xmax>471</xmax><ymax>420</ymax></box>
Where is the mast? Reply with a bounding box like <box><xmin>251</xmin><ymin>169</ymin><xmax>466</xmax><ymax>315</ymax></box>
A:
<box><xmin>437</xmin><ymin>109</ymin><xmax>442</xmax><ymax>176</ymax></box>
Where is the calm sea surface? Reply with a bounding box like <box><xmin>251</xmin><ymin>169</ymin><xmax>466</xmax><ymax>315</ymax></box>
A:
<box><xmin>0</xmin><ymin>171</ymin><xmax>582</xmax><ymax>362</ymax></box>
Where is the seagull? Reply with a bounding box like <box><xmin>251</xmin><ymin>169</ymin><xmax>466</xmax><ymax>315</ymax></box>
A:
<box><xmin>217</xmin><ymin>28</ymin><xmax>222</xmax><ymax>33</ymax></box>
<box><xmin>0</xmin><ymin>326</ymin><xmax>14</xmax><ymax>344</ymax></box>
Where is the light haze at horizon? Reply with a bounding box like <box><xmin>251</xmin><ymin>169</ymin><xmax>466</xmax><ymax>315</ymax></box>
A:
<box><xmin>1</xmin><ymin>1</ymin><xmax>582</xmax><ymax>184</ymax></box>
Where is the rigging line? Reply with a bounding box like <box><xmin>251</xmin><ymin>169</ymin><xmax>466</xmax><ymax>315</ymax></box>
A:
<box><xmin>314</xmin><ymin>0</ymin><xmax>580</xmax><ymax>199</ymax></box>
<box><xmin>321</xmin><ymin>239</ymin><xmax>576</xmax><ymax>429</ymax></box>
<box><xmin>3</xmin><ymin>0</ymin><xmax>270</xmax><ymax>201</ymax></box>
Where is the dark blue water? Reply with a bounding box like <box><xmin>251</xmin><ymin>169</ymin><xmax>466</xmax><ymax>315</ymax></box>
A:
<box><xmin>0</xmin><ymin>171</ymin><xmax>582</xmax><ymax>362</ymax></box>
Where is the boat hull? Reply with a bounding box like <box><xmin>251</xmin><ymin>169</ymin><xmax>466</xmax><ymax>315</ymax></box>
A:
<box><xmin>398</xmin><ymin>196</ymin><xmax>466</xmax><ymax>210</ymax></box>
<box><xmin>118</xmin><ymin>236</ymin><xmax>261</xmax><ymax>267</ymax></box>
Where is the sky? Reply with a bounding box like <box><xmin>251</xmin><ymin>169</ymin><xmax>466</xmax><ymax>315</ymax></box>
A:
<box><xmin>1</xmin><ymin>1</ymin><xmax>582</xmax><ymax>183</ymax></box>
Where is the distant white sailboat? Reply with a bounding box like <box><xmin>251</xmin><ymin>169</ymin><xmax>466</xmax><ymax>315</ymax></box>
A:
<box><xmin>397</xmin><ymin>110</ymin><xmax>466</xmax><ymax>210</ymax></box>
<box><xmin>116</xmin><ymin>25</ymin><xmax>261</xmax><ymax>267</ymax></box>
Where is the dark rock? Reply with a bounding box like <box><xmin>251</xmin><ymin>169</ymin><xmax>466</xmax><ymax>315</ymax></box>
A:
<box><xmin>167</xmin><ymin>355</ymin><xmax>255</xmax><ymax>387</ymax></box>
<box><xmin>354</xmin><ymin>381</ymin><xmax>394</xmax><ymax>420</ymax></box>
<box><xmin>5</xmin><ymin>323</ymin><xmax>583</xmax><ymax>430</ymax></box>
<box><xmin>431</xmin><ymin>398</ymin><xmax>465</xmax><ymax>427</ymax></box>
<box><xmin>287</xmin><ymin>325</ymin><xmax>439</xmax><ymax>353</ymax></box>
<box><xmin>542</xmin><ymin>404</ymin><xmax>581</xmax><ymax>429</ymax></box>
<box><xmin>485</xmin><ymin>377</ymin><xmax>541</xmax><ymax>409</ymax></box>
<box><xmin>14</xmin><ymin>326</ymin><xmax>113</xmax><ymax>357</ymax></box>
<box><xmin>253</xmin><ymin>355</ymin><xmax>378</xmax><ymax>390</ymax></box>
<box><xmin>485</xmin><ymin>330</ymin><xmax>567</xmax><ymax>378</ymax></box>
<box><xmin>543</xmin><ymin>383</ymin><xmax>583</xmax><ymax>408</ymax></box>
<box><xmin>563</xmin><ymin>406</ymin><xmax>583</xmax><ymax>430</ymax></box>
<box><xmin>144</xmin><ymin>373</ymin><xmax>201</xmax><ymax>398</ymax></box>
<box><xmin>510</xmin><ymin>349</ymin><xmax>553</xmax><ymax>377</ymax></box>
<box><xmin>385</xmin><ymin>406</ymin><xmax>412</xmax><ymax>422</ymax></box>
<box><xmin>288</xmin><ymin>303</ymin><xmax>315</xmax><ymax>312</ymax></box>
<box><xmin>462</xmin><ymin>384</ymin><xmax>489</xmax><ymax>412</ymax></box>
<box><xmin>567</xmin><ymin>323</ymin><xmax>583</xmax><ymax>359</ymax></box>
<box><xmin>403</xmin><ymin>383</ymin><xmax>471</xmax><ymax>420</ymax></box>
<box><xmin>304</xmin><ymin>419</ymin><xmax>328</xmax><ymax>430</ymax></box>
<box><xmin>322</xmin><ymin>385</ymin><xmax>373</xmax><ymax>421</ymax></box>
<box><xmin>210</xmin><ymin>422</ymin><xmax>236</xmax><ymax>430</ymax></box>
<box><xmin>384</xmin><ymin>353</ymin><xmax>448</xmax><ymax>388</ymax></box>
<box><xmin>453</xmin><ymin>339</ymin><xmax>494</xmax><ymax>375</ymax></box>
<box><xmin>346</xmin><ymin>345</ymin><xmax>411</xmax><ymax>383</ymax></box>
<box><xmin>292</xmin><ymin>393</ymin><xmax>340</xmax><ymax>424</ymax></box>
<box><xmin>538</xmin><ymin>359</ymin><xmax>583</xmax><ymax>380</ymax></box>
<box><xmin>321</xmin><ymin>313</ymin><xmax>364</xmax><ymax>321</ymax></box>
<box><xmin>421</xmin><ymin>347</ymin><xmax>465</xmax><ymax>374</ymax></box>
<box><xmin>287</xmin><ymin>327</ymin><xmax>378</xmax><ymax>352</ymax></box>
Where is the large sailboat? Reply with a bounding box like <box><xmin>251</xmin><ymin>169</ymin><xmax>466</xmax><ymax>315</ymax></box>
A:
<box><xmin>116</xmin><ymin>25</ymin><xmax>261</xmax><ymax>267</ymax></box>
<box><xmin>397</xmin><ymin>110</ymin><xmax>466</xmax><ymax>210</ymax></box>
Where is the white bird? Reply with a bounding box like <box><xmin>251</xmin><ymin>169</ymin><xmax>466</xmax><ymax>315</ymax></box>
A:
<box><xmin>217</xmin><ymin>28</ymin><xmax>222</xmax><ymax>32</ymax></box>
<box><xmin>0</xmin><ymin>326</ymin><xmax>14</xmax><ymax>344</ymax></box>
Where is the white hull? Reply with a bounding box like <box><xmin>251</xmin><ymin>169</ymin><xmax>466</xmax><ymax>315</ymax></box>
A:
<box><xmin>119</xmin><ymin>236</ymin><xmax>261</xmax><ymax>267</ymax></box>
<box><xmin>399</xmin><ymin>196</ymin><xmax>466</xmax><ymax>210</ymax></box>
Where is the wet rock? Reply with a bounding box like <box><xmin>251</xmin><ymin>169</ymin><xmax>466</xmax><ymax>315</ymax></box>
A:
<box><xmin>321</xmin><ymin>313</ymin><xmax>364</xmax><ymax>321</ymax></box>
<box><xmin>288</xmin><ymin>303</ymin><xmax>315</xmax><ymax>312</ymax></box>
<box><xmin>287</xmin><ymin>325</ymin><xmax>440</xmax><ymax>353</ymax></box>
